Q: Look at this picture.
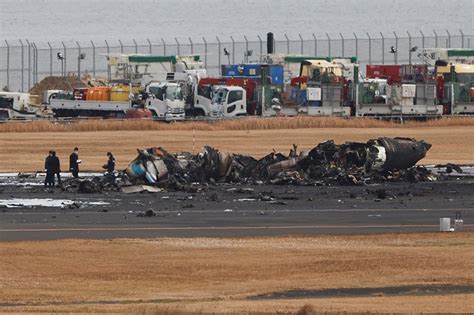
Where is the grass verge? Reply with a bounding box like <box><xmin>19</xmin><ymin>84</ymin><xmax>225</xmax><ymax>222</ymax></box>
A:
<box><xmin>1</xmin><ymin>116</ymin><xmax>473</xmax><ymax>133</ymax></box>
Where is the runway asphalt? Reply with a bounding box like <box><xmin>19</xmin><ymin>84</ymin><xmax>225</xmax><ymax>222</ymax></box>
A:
<box><xmin>1</xmin><ymin>177</ymin><xmax>473</xmax><ymax>240</ymax></box>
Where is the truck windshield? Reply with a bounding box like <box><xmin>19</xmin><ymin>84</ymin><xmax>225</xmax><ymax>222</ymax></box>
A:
<box><xmin>148</xmin><ymin>86</ymin><xmax>164</xmax><ymax>101</ymax></box>
<box><xmin>212</xmin><ymin>89</ymin><xmax>228</xmax><ymax>104</ymax></box>
<box><xmin>0</xmin><ymin>97</ymin><xmax>13</xmax><ymax>109</ymax></box>
<box><xmin>198</xmin><ymin>85</ymin><xmax>214</xmax><ymax>99</ymax></box>
<box><xmin>148</xmin><ymin>85</ymin><xmax>183</xmax><ymax>101</ymax></box>
<box><xmin>165</xmin><ymin>85</ymin><xmax>183</xmax><ymax>101</ymax></box>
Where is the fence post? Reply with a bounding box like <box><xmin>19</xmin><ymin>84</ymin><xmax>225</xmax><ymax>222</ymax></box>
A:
<box><xmin>133</xmin><ymin>39</ymin><xmax>138</xmax><ymax>54</ymax></box>
<box><xmin>420</xmin><ymin>30</ymin><xmax>425</xmax><ymax>48</ymax></box>
<box><xmin>216</xmin><ymin>36</ymin><xmax>221</xmax><ymax>75</ymax></box>
<box><xmin>175</xmin><ymin>38</ymin><xmax>180</xmax><ymax>55</ymax></box>
<box><xmin>19</xmin><ymin>40</ymin><xmax>24</xmax><ymax>92</ymax></box>
<box><xmin>4</xmin><ymin>40</ymin><xmax>9</xmax><ymax>90</ymax></box>
<box><xmin>380</xmin><ymin>32</ymin><xmax>385</xmax><ymax>64</ymax></box>
<box><xmin>189</xmin><ymin>37</ymin><xmax>194</xmax><ymax>55</ymax></box>
<box><xmin>353</xmin><ymin>33</ymin><xmax>358</xmax><ymax>61</ymax></box>
<box><xmin>459</xmin><ymin>29</ymin><xmax>464</xmax><ymax>48</ymax></box>
<box><xmin>366</xmin><ymin>32</ymin><xmax>371</xmax><ymax>64</ymax></box>
<box><xmin>47</xmin><ymin>42</ymin><xmax>53</xmax><ymax>77</ymax></box>
<box><xmin>393</xmin><ymin>32</ymin><xmax>398</xmax><ymax>64</ymax></box>
<box><xmin>26</xmin><ymin>39</ymin><xmax>31</xmax><ymax>90</ymax></box>
<box><xmin>257</xmin><ymin>35</ymin><xmax>263</xmax><ymax>62</ymax></box>
<box><xmin>33</xmin><ymin>42</ymin><xmax>38</xmax><ymax>84</ymax></box>
<box><xmin>90</xmin><ymin>40</ymin><xmax>96</xmax><ymax>77</ymax></box>
<box><xmin>244</xmin><ymin>35</ymin><xmax>249</xmax><ymax>62</ymax></box>
<box><xmin>118</xmin><ymin>39</ymin><xmax>124</xmax><ymax>53</ymax></box>
<box><xmin>36</xmin><ymin>43</ymin><xmax>40</xmax><ymax>83</ymax></box>
<box><xmin>326</xmin><ymin>33</ymin><xmax>331</xmax><ymax>56</ymax></box>
<box><xmin>446</xmin><ymin>29</ymin><xmax>451</xmax><ymax>48</ymax></box>
<box><xmin>230</xmin><ymin>36</ymin><xmax>235</xmax><ymax>64</ymax></box>
<box><xmin>312</xmin><ymin>33</ymin><xmax>317</xmax><ymax>56</ymax></box>
<box><xmin>298</xmin><ymin>33</ymin><xmax>303</xmax><ymax>54</ymax></box>
<box><xmin>61</xmin><ymin>41</ymin><xmax>67</xmax><ymax>77</ymax></box>
<box><xmin>146</xmin><ymin>38</ymin><xmax>152</xmax><ymax>54</ymax></box>
<box><xmin>433</xmin><ymin>30</ymin><xmax>438</xmax><ymax>47</ymax></box>
<box><xmin>202</xmin><ymin>37</ymin><xmax>207</xmax><ymax>69</ymax></box>
<box><xmin>284</xmin><ymin>34</ymin><xmax>290</xmax><ymax>54</ymax></box>
<box><xmin>339</xmin><ymin>33</ymin><xmax>344</xmax><ymax>57</ymax></box>
<box><xmin>161</xmin><ymin>38</ymin><xmax>166</xmax><ymax>55</ymax></box>
<box><xmin>407</xmin><ymin>31</ymin><xmax>412</xmax><ymax>65</ymax></box>
<box><xmin>105</xmin><ymin>40</ymin><xmax>110</xmax><ymax>81</ymax></box>
<box><xmin>31</xmin><ymin>42</ymin><xmax>38</xmax><ymax>85</ymax></box>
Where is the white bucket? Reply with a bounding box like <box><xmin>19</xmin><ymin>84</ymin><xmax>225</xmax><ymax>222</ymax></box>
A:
<box><xmin>439</xmin><ymin>218</ymin><xmax>451</xmax><ymax>232</ymax></box>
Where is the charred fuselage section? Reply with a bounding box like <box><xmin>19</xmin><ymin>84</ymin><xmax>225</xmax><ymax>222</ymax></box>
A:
<box><xmin>124</xmin><ymin>137</ymin><xmax>432</xmax><ymax>189</ymax></box>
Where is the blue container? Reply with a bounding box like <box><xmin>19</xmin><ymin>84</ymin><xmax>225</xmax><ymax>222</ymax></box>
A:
<box><xmin>269</xmin><ymin>65</ymin><xmax>284</xmax><ymax>86</ymax></box>
<box><xmin>299</xmin><ymin>90</ymin><xmax>307</xmax><ymax>105</ymax></box>
<box><xmin>290</xmin><ymin>87</ymin><xmax>299</xmax><ymax>102</ymax></box>
<box><xmin>290</xmin><ymin>87</ymin><xmax>307</xmax><ymax>105</ymax></box>
<box><xmin>307</xmin><ymin>100</ymin><xmax>322</xmax><ymax>106</ymax></box>
<box><xmin>221</xmin><ymin>65</ymin><xmax>241</xmax><ymax>77</ymax></box>
<box><xmin>243</xmin><ymin>64</ymin><xmax>260</xmax><ymax>77</ymax></box>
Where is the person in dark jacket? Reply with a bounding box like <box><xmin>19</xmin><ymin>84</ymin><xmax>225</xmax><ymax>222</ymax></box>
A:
<box><xmin>69</xmin><ymin>147</ymin><xmax>80</xmax><ymax>178</ymax></box>
<box><xmin>103</xmin><ymin>152</ymin><xmax>115</xmax><ymax>175</ymax></box>
<box><xmin>44</xmin><ymin>150</ymin><xmax>54</xmax><ymax>187</ymax></box>
<box><xmin>50</xmin><ymin>151</ymin><xmax>61</xmax><ymax>186</ymax></box>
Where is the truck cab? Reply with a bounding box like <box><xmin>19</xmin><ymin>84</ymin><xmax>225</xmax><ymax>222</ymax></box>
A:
<box><xmin>145</xmin><ymin>82</ymin><xmax>185</xmax><ymax>120</ymax></box>
<box><xmin>209</xmin><ymin>86</ymin><xmax>247</xmax><ymax>117</ymax></box>
<box><xmin>0</xmin><ymin>92</ymin><xmax>39</xmax><ymax>120</ymax></box>
<box><xmin>191</xmin><ymin>83</ymin><xmax>216</xmax><ymax>116</ymax></box>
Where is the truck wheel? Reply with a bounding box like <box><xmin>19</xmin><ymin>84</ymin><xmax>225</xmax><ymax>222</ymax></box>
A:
<box><xmin>0</xmin><ymin>111</ymin><xmax>9</xmax><ymax>120</ymax></box>
<box><xmin>194</xmin><ymin>109</ymin><xmax>205</xmax><ymax>117</ymax></box>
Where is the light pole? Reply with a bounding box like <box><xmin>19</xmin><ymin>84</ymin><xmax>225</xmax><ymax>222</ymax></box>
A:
<box><xmin>57</xmin><ymin>52</ymin><xmax>65</xmax><ymax>77</ymax></box>
<box><xmin>78</xmin><ymin>53</ymin><xmax>86</xmax><ymax>80</ymax></box>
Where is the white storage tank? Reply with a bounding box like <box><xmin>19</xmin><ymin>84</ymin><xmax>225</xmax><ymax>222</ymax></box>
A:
<box><xmin>401</xmin><ymin>84</ymin><xmax>416</xmax><ymax>98</ymax></box>
<box><xmin>306</xmin><ymin>87</ymin><xmax>321</xmax><ymax>101</ymax></box>
<box><xmin>439</xmin><ymin>217</ymin><xmax>451</xmax><ymax>232</ymax></box>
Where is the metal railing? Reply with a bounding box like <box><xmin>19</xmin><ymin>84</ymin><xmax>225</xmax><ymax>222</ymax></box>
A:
<box><xmin>0</xmin><ymin>29</ymin><xmax>472</xmax><ymax>93</ymax></box>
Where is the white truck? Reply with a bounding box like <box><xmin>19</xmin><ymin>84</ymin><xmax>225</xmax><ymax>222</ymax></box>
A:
<box><xmin>0</xmin><ymin>92</ymin><xmax>44</xmax><ymax>120</ymax></box>
<box><xmin>144</xmin><ymin>81</ymin><xmax>186</xmax><ymax>120</ymax></box>
<box><xmin>49</xmin><ymin>98</ymin><xmax>132</xmax><ymax>118</ymax></box>
<box><xmin>190</xmin><ymin>77</ymin><xmax>249</xmax><ymax>118</ymax></box>
<box><xmin>206</xmin><ymin>86</ymin><xmax>247</xmax><ymax>117</ymax></box>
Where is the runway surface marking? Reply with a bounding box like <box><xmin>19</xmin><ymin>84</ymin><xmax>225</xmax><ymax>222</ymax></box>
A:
<box><xmin>2</xmin><ymin>207</ymin><xmax>473</xmax><ymax>215</ymax></box>
<box><xmin>2</xmin><ymin>224</ymin><xmax>473</xmax><ymax>233</ymax></box>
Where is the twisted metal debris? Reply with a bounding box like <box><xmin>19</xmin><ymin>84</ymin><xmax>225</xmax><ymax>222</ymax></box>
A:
<box><xmin>123</xmin><ymin>137</ymin><xmax>433</xmax><ymax>189</ymax></box>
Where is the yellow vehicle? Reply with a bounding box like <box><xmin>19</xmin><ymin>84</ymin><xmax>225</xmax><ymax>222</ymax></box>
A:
<box><xmin>435</xmin><ymin>62</ymin><xmax>474</xmax><ymax>83</ymax></box>
<box><xmin>299</xmin><ymin>60</ymin><xmax>344</xmax><ymax>87</ymax></box>
<box><xmin>436</xmin><ymin>62</ymin><xmax>474</xmax><ymax>114</ymax></box>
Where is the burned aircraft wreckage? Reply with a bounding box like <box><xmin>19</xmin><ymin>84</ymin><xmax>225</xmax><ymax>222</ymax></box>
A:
<box><xmin>115</xmin><ymin>137</ymin><xmax>433</xmax><ymax>191</ymax></box>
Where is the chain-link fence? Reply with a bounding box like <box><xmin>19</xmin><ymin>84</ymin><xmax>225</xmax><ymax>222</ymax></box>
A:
<box><xmin>1</xmin><ymin>30</ymin><xmax>472</xmax><ymax>92</ymax></box>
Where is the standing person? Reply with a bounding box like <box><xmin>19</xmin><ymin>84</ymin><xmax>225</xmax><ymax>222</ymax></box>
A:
<box><xmin>103</xmin><ymin>152</ymin><xmax>116</xmax><ymax>177</ymax></box>
<box><xmin>69</xmin><ymin>147</ymin><xmax>80</xmax><ymax>178</ymax></box>
<box><xmin>50</xmin><ymin>151</ymin><xmax>61</xmax><ymax>186</ymax></box>
<box><xmin>44</xmin><ymin>150</ymin><xmax>54</xmax><ymax>187</ymax></box>
<box><xmin>106</xmin><ymin>152</ymin><xmax>115</xmax><ymax>175</ymax></box>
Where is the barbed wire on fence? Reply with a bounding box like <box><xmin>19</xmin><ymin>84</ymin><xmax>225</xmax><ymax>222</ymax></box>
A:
<box><xmin>1</xmin><ymin>29</ymin><xmax>472</xmax><ymax>92</ymax></box>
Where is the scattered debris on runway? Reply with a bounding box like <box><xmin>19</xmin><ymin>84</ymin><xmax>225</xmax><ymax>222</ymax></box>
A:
<box><xmin>0</xmin><ymin>198</ymin><xmax>109</xmax><ymax>208</ymax></box>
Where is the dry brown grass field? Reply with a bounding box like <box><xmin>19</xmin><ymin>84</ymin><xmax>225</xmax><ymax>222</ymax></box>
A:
<box><xmin>0</xmin><ymin>117</ymin><xmax>473</xmax><ymax>172</ymax></box>
<box><xmin>1</xmin><ymin>117</ymin><xmax>474</xmax><ymax>133</ymax></box>
<box><xmin>1</xmin><ymin>233</ymin><xmax>473</xmax><ymax>313</ymax></box>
